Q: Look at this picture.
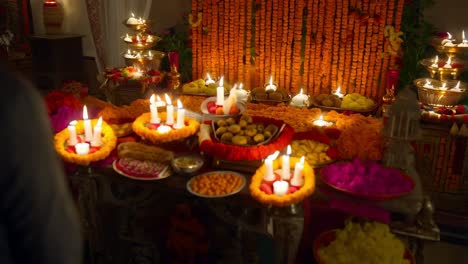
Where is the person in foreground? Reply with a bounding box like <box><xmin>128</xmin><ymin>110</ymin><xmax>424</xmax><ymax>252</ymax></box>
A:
<box><xmin>0</xmin><ymin>68</ymin><xmax>82</xmax><ymax>264</ymax></box>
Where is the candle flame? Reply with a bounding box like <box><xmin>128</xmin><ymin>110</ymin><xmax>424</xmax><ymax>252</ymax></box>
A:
<box><xmin>455</xmin><ymin>81</ymin><xmax>461</xmax><ymax>90</ymax></box>
<box><xmin>69</xmin><ymin>120</ymin><xmax>77</xmax><ymax>126</ymax></box>
<box><xmin>336</xmin><ymin>86</ymin><xmax>341</xmax><ymax>94</ymax></box>
<box><xmin>441</xmin><ymin>82</ymin><xmax>447</xmax><ymax>90</ymax></box>
<box><xmin>425</xmin><ymin>80</ymin><xmax>431</xmax><ymax>86</ymax></box>
<box><xmin>150</xmin><ymin>94</ymin><xmax>155</xmax><ymax>104</ymax></box>
<box><xmin>96</xmin><ymin>116</ymin><xmax>102</xmax><ymax>127</ymax></box>
<box><xmin>131</xmin><ymin>12</ymin><xmax>135</xmax><ymax>17</ymax></box>
<box><xmin>164</xmin><ymin>93</ymin><xmax>172</xmax><ymax>105</ymax></box>
<box><xmin>300</xmin><ymin>156</ymin><xmax>305</xmax><ymax>165</ymax></box>
<box><xmin>319</xmin><ymin>115</ymin><xmax>324</xmax><ymax>121</ymax></box>
<box><xmin>83</xmin><ymin>105</ymin><xmax>88</xmax><ymax>120</ymax></box>
<box><xmin>219</xmin><ymin>76</ymin><xmax>224</xmax><ymax>87</ymax></box>
<box><xmin>447</xmin><ymin>32</ymin><xmax>452</xmax><ymax>39</ymax></box>
<box><xmin>239</xmin><ymin>83</ymin><xmax>243</xmax><ymax>89</ymax></box>
<box><xmin>136</xmin><ymin>35</ymin><xmax>141</xmax><ymax>42</ymax></box>
<box><xmin>267</xmin><ymin>150</ymin><xmax>280</xmax><ymax>160</ymax></box>
<box><xmin>444</xmin><ymin>57</ymin><xmax>452</xmax><ymax>68</ymax></box>
<box><xmin>206</xmin><ymin>73</ymin><xmax>213</xmax><ymax>81</ymax></box>
<box><xmin>299</xmin><ymin>88</ymin><xmax>303</xmax><ymax>95</ymax></box>
<box><xmin>127</xmin><ymin>49</ymin><xmax>131</xmax><ymax>55</ymax></box>
<box><xmin>286</xmin><ymin>145</ymin><xmax>291</xmax><ymax>155</ymax></box>
<box><xmin>177</xmin><ymin>99</ymin><xmax>183</xmax><ymax>109</ymax></box>
<box><xmin>433</xmin><ymin>55</ymin><xmax>438</xmax><ymax>65</ymax></box>
<box><xmin>148</xmin><ymin>50</ymin><xmax>152</xmax><ymax>57</ymax></box>
<box><xmin>269</xmin><ymin>75</ymin><xmax>273</xmax><ymax>86</ymax></box>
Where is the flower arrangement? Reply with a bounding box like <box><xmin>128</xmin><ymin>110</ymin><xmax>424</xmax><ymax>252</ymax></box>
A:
<box><xmin>54</xmin><ymin>119</ymin><xmax>117</xmax><ymax>166</ymax></box>
<box><xmin>132</xmin><ymin>112</ymin><xmax>200</xmax><ymax>143</ymax></box>
<box><xmin>250</xmin><ymin>157</ymin><xmax>315</xmax><ymax>207</ymax></box>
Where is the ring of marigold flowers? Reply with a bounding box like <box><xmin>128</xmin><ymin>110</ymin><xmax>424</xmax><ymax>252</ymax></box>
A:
<box><xmin>54</xmin><ymin>119</ymin><xmax>117</xmax><ymax>166</ymax></box>
<box><xmin>250</xmin><ymin>157</ymin><xmax>315</xmax><ymax>207</ymax></box>
<box><xmin>132</xmin><ymin>112</ymin><xmax>200</xmax><ymax>143</ymax></box>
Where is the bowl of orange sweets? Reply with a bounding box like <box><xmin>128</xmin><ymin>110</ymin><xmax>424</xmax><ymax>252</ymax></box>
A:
<box><xmin>187</xmin><ymin>171</ymin><xmax>246</xmax><ymax>198</ymax></box>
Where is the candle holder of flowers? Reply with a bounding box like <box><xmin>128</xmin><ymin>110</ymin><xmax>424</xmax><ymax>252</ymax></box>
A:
<box><xmin>54</xmin><ymin>119</ymin><xmax>117</xmax><ymax>166</ymax></box>
<box><xmin>250</xmin><ymin>157</ymin><xmax>315</xmax><ymax>207</ymax></box>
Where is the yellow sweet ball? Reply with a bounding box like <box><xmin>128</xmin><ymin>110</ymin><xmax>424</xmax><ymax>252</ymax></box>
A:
<box><xmin>318</xmin><ymin>221</ymin><xmax>410</xmax><ymax>264</ymax></box>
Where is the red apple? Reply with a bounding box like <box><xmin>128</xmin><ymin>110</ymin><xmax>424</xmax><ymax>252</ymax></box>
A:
<box><xmin>208</xmin><ymin>105</ymin><xmax>217</xmax><ymax>114</ymax></box>
<box><xmin>206</xmin><ymin>101</ymin><xmax>216</xmax><ymax>109</ymax></box>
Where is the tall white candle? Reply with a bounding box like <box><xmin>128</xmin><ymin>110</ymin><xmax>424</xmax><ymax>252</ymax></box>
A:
<box><xmin>75</xmin><ymin>143</ymin><xmax>90</xmax><ymax>155</ymax></box>
<box><xmin>91</xmin><ymin>117</ymin><xmax>103</xmax><ymax>147</ymax></box>
<box><xmin>291</xmin><ymin>156</ymin><xmax>305</xmax><ymax>187</ymax></box>
<box><xmin>281</xmin><ymin>145</ymin><xmax>292</xmax><ymax>180</ymax></box>
<box><xmin>149</xmin><ymin>94</ymin><xmax>160</xmax><ymax>124</ymax></box>
<box><xmin>165</xmin><ymin>93</ymin><xmax>174</xmax><ymax>125</ymax></box>
<box><xmin>273</xmin><ymin>180</ymin><xmax>289</xmax><ymax>196</ymax></box>
<box><xmin>83</xmin><ymin>105</ymin><xmax>93</xmax><ymax>142</ymax></box>
<box><xmin>216</xmin><ymin>76</ymin><xmax>225</xmax><ymax>106</ymax></box>
<box><xmin>263</xmin><ymin>151</ymin><xmax>280</xmax><ymax>181</ymax></box>
<box><xmin>175</xmin><ymin>99</ymin><xmax>185</xmax><ymax>129</ymax></box>
<box><xmin>67</xmin><ymin>120</ymin><xmax>78</xmax><ymax>146</ymax></box>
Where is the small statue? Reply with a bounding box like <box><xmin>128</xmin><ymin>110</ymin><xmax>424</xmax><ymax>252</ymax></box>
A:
<box><xmin>167</xmin><ymin>64</ymin><xmax>181</xmax><ymax>90</ymax></box>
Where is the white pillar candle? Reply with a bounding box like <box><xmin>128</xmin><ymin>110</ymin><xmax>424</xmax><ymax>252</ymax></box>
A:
<box><xmin>67</xmin><ymin>120</ymin><xmax>78</xmax><ymax>146</ymax></box>
<box><xmin>281</xmin><ymin>145</ymin><xmax>292</xmax><ymax>180</ymax></box>
<box><xmin>175</xmin><ymin>99</ymin><xmax>186</xmax><ymax>129</ymax></box>
<box><xmin>75</xmin><ymin>143</ymin><xmax>90</xmax><ymax>155</ymax></box>
<box><xmin>157</xmin><ymin>125</ymin><xmax>172</xmax><ymax>133</ymax></box>
<box><xmin>263</xmin><ymin>151</ymin><xmax>280</xmax><ymax>181</ymax></box>
<box><xmin>291</xmin><ymin>156</ymin><xmax>305</xmax><ymax>187</ymax></box>
<box><xmin>164</xmin><ymin>93</ymin><xmax>174</xmax><ymax>125</ymax></box>
<box><xmin>91</xmin><ymin>117</ymin><xmax>103</xmax><ymax>147</ymax></box>
<box><xmin>149</xmin><ymin>94</ymin><xmax>160</xmax><ymax>124</ymax></box>
<box><xmin>83</xmin><ymin>105</ymin><xmax>93</xmax><ymax>142</ymax></box>
<box><xmin>216</xmin><ymin>76</ymin><xmax>225</xmax><ymax>106</ymax></box>
<box><xmin>273</xmin><ymin>180</ymin><xmax>289</xmax><ymax>196</ymax></box>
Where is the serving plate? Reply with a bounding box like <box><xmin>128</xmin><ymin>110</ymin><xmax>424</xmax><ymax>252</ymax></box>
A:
<box><xmin>186</xmin><ymin>171</ymin><xmax>246</xmax><ymax>198</ymax></box>
<box><xmin>113</xmin><ymin>158</ymin><xmax>171</xmax><ymax>181</ymax></box>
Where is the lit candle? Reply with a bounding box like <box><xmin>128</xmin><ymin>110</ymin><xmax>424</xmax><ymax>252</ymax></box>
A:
<box><xmin>265</xmin><ymin>75</ymin><xmax>277</xmax><ymax>91</ymax></box>
<box><xmin>216</xmin><ymin>76</ymin><xmax>225</xmax><ymax>106</ymax></box>
<box><xmin>157</xmin><ymin>125</ymin><xmax>171</xmax><ymax>133</ymax></box>
<box><xmin>83</xmin><ymin>105</ymin><xmax>93</xmax><ymax>142</ymax></box>
<box><xmin>124</xmin><ymin>33</ymin><xmax>132</xmax><ymax>42</ymax></box>
<box><xmin>91</xmin><ymin>117</ymin><xmax>103</xmax><ymax>147</ymax></box>
<box><xmin>136</xmin><ymin>35</ymin><xmax>141</xmax><ymax>43</ymax></box>
<box><xmin>264</xmin><ymin>151</ymin><xmax>280</xmax><ymax>181</ymax></box>
<box><xmin>291</xmin><ymin>156</ymin><xmax>305</xmax><ymax>187</ymax></box>
<box><xmin>138</xmin><ymin>17</ymin><xmax>144</xmax><ymax>24</ymax></box>
<box><xmin>148</xmin><ymin>50</ymin><xmax>153</xmax><ymax>59</ymax></box>
<box><xmin>442</xmin><ymin>32</ymin><xmax>456</xmax><ymax>46</ymax></box>
<box><xmin>205</xmin><ymin>73</ymin><xmax>216</xmax><ymax>85</ymax></box>
<box><xmin>165</xmin><ymin>93</ymin><xmax>174</xmax><ymax>125</ymax></box>
<box><xmin>175</xmin><ymin>99</ymin><xmax>185</xmax><ymax>129</ymax></box>
<box><xmin>312</xmin><ymin>115</ymin><xmax>332</xmax><ymax>127</ymax></box>
<box><xmin>431</xmin><ymin>55</ymin><xmax>439</xmax><ymax>68</ymax></box>
<box><xmin>149</xmin><ymin>94</ymin><xmax>160</xmax><ymax>124</ymax></box>
<box><xmin>273</xmin><ymin>180</ymin><xmax>289</xmax><ymax>196</ymax></box>
<box><xmin>291</xmin><ymin>88</ymin><xmax>309</xmax><ymax>107</ymax></box>
<box><xmin>281</xmin><ymin>145</ymin><xmax>292</xmax><ymax>180</ymax></box>
<box><xmin>333</xmin><ymin>86</ymin><xmax>345</xmax><ymax>98</ymax></box>
<box><xmin>67</xmin><ymin>120</ymin><xmax>78</xmax><ymax>146</ymax></box>
<box><xmin>155</xmin><ymin>95</ymin><xmax>165</xmax><ymax>107</ymax></box>
<box><xmin>75</xmin><ymin>142</ymin><xmax>90</xmax><ymax>155</ymax></box>
<box><xmin>236</xmin><ymin>82</ymin><xmax>249</xmax><ymax>102</ymax></box>
<box><xmin>443</xmin><ymin>57</ymin><xmax>452</xmax><ymax>68</ymax></box>
<box><xmin>459</xmin><ymin>30</ymin><xmax>468</xmax><ymax>47</ymax></box>
<box><xmin>125</xmin><ymin>49</ymin><xmax>133</xmax><ymax>59</ymax></box>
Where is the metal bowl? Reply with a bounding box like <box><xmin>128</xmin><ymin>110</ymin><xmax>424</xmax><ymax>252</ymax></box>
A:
<box><xmin>171</xmin><ymin>154</ymin><xmax>204</xmax><ymax>175</ymax></box>
<box><xmin>414</xmin><ymin>78</ymin><xmax>468</xmax><ymax>107</ymax></box>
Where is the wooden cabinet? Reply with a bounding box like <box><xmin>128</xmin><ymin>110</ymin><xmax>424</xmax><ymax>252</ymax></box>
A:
<box><xmin>30</xmin><ymin>34</ymin><xmax>84</xmax><ymax>89</ymax></box>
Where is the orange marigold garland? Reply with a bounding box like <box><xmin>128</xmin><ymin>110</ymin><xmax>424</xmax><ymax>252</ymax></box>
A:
<box><xmin>54</xmin><ymin>119</ymin><xmax>117</xmax><ymax>166</ymax></box>
<box><xmin>250</xmin><ymin>156</ymin><xmax>315</xmax><ymax>207</ymax></box>
<box><xmin>132</xmin><ymin>112</ymin><xmax>200</xmax><ymax>143</ymax></box>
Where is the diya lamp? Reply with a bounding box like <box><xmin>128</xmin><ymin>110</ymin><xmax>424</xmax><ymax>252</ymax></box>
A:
<box><xmin>333</xmin><ymin>86</ymin><xmax>345</xmax><ymax>98</ymax></box>
<box><xmin>443</xmin><ymin>57</ymin><xmax>452</xmax><ymax>68</ymax></box>
<box><xmin>430</xmin><ymin>56</ymin><xmax>439</xmax><ymax>68</ymax></box>
<box><xmin>265</xmin><ymin>75</ymin><xmax>278</xmax><ymax>92</ymax></box>
<box><xmin>442</xmin><ymin>32</ymin><xmax>456</xmax><ymax>47</ymax></box>
<box><xmin>423</xmin><ymin>80</ymin><xmax>434</xmax><ymax>89</ymax></box>
<box><xmin>126</xmin><ymin>13</ymin><xmax>139</xmax><ymax>25</ymax></box>
<box><xmin>312</xmin><ymin>115</ymin><xmax>333</xmax><ymax>127</ymax></box>
<box><xmin>205</xmin><ymin>73</ymin><xmax>216</xmax><ymax>86</ymax></box>
<box><xmin>291</xmin><ymin>88</ymin><xmax>309</xmax><ymax>107</ymax></box>
<box><xmin>458</xmin><ymin>30</ymin><xmax>468</xmax><ymax>47</ymax></box>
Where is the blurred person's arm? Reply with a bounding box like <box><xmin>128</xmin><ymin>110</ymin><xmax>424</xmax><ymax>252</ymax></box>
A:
<box><xmin>0</xmin><ymin>72</ymin><xmax>82</xmax><ymax>264</ymax></box>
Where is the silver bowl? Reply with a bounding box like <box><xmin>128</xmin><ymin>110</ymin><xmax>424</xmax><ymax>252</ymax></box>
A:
<box><xmin>171</xmin><ymin>154</ymin><xmax>204</xmax><ymax>175</ymax></box>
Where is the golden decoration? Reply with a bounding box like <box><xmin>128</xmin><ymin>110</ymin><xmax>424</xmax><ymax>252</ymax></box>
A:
<box><xmin>188</xmin><ymin>12</ymin><xmax>202</xmax><ymax>28</ymax></box>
